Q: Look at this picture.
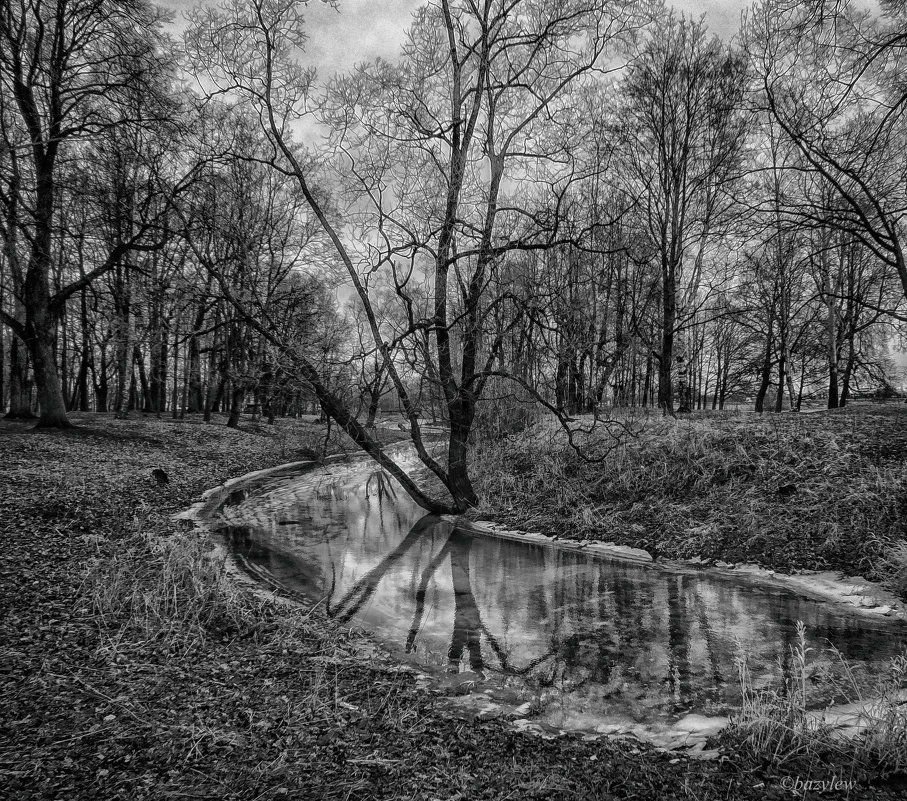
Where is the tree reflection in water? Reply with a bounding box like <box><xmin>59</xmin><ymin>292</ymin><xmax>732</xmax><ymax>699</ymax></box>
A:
<box><xmin>217</xmin><ymin>463</ymin><xmax>907</xmax><ymax>733</ymax></box>
<box><xmin>336</xmin><ymin>515</ymin><xmax>489</xmax><ymax>674</ymax></box>
<box><xmin>446</xmin><ymin>530</ymin><xmax>485</xmax><ymax>673</ymax></box>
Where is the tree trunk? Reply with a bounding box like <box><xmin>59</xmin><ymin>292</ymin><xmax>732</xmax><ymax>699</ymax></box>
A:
<box><xmin>149</xmin><ymin>326</ymin><xmax>167</xmax><ymax>415</ymax></box>
<box><xmin>94</xmin><ymin>343</ymin><xmax>109</xmax><ymax>412</ymax></box>
<box><xmin>133</xmin><ymin>345</ymin><xmax>150</xmax><ymax>412</ymax></box>
<box><xmin>2</xmin><ymin>149</ymin><xmax>36</xmax><ymax>419</ymax></box>
<box><xmin>5</xmin><ymin>336</ymin><xmax>35</xmax><ymax>418</ymax></box>
<box><xmin>128</xmin><ymin>367</ymin><xmax>138</xmax><ymax>412</ymax></box>
<box><xmin>447</xmin><ymin>422</ymin><xmax>479</xmax><ymax>509</ymax></box>
<box><xmin>366</xmin><ymin>379</ymin><xmax>382</xmax><ymax>427</ymax></box>
<box><xmin>754</xmin><ymin>319</ymin><xmax>774</xmax><ymax>413</ymax></box>
<box><xmin>658</xmin><ymin>263</ymin><xmax>676</xmax><ymax>416</ymax></box>
<box><xmin>774</xmin><ymin>340</ymin><xmax>787</xmax><ymax>413</ymax></box>
<box><xmin>795</xmin><ymin>352</ymin><xmax>806</xmax><ymax>411</ymax></box>
<box><xmin>186</xmin><ymin>298</ymin><xmax>207</xmax><ymax>413</ymax></box>
<box><xmin>171</xmin><ymin>319</ymin><xmax>181</xmax><ymax>419</ymax></box>
<box><xmin>226</xmin><ymin>382</ymin><xmax>243</xmax><ymax>428</ymax></box>
<box><xmin>19</xmin><ymin>150</ymin><xmax>72</xmax><ymax>426</ymax></box>
<box><xmin>72</xmin><ymin>287</ymin><xmax>91</xmax><ymax>411</ymax></box>
<box><xmin>642</xmin><ymin>351</ymin><xmax>653</xmax><ymax>408</ymax></box>
<box><xmin>24</xmin><ymin>269</ymin><xmax>70</xmax><ymax>427</ymax></box>
<box><xmin>113</xmin><ymin>272</ymin><xmax>132</xmax><ymax>418</ymax></box>
<box><xmin>840</xmin><ymin>348</ymin><xmax>855</xmax><ymax>407</ymax></box>
<box><xmin>824</xmin><ymin>277</ymin><xmax>839</xmax><ymax>409</ymax></box>
<box><xmin>27</xmin><ymin>315</ymin><xmax>70</xmax><ymax>427</ymax></box>
<box><xmin>0</xmin><ymin>300</ymin><xmax>4</xmax><ymax>412</ymax></box>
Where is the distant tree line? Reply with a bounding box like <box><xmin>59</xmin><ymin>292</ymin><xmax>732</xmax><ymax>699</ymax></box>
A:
<box><xmin>1</xmin><ymin>0</ymin><xmax>905</xmax><ymax>509</ymax></box>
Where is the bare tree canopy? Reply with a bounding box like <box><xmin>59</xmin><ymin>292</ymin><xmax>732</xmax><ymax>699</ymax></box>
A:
<box><xmin>1</xmin><ymin>0</ymin><xmax>905</xmax><ymax>507</ymax></box>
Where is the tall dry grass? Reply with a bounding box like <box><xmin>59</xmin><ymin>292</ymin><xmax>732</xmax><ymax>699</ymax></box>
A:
<box><xmin>470</xmin><ymin>413</ymin><xmax>907</xmax><ymax>589</ymax></box>
<box><xmin>84</xmin><ymin>512</ymin><xmax>277</xmax><ymax>657</ymax></box>
<box><xmin>729</xmin><ymin>622</ymin><xmax>907</xmax><ymax>779</ymax></box>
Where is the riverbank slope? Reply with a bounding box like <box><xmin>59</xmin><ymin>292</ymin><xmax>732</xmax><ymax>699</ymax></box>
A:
<box><xmin>470</xmin><ymin>405</ymin><xmax>907</xmax><ymax>597</ymax></box>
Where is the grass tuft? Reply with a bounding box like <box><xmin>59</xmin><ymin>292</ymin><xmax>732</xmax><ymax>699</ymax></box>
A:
<box><xmin>86</xmin><ymin>518</ymin><xmax>269</xmax><ymax>655</ymax></box>
<box><xmin>726</xmin><ymin>622</ymin><xmax>907</xmax><ymax>780</ymax></box>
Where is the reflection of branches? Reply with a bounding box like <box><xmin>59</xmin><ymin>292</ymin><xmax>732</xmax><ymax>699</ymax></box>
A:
<box><xmin>328</xmin><ymin>515</ymin><xmax>445</xmax><ymax>624</ymax></box>
<box><xmin>331</xmin><ymin>517</ymin><xmax>611</xmax><ymax>683</ymax></box>
<box><xmin>403</xmin><ymin>527</ymin><xmax>516</xmax><ymax>674</ymax></box>
<box><xmin>365</xmin><ymin>470</ymin><xmax>399</xmax><ymax>504</ymax></box>
<box><xmin>424</xmin><ymin>527</ymin><xmax>551</xmax><ymax>675</ymax></box>
<box><xmin>487</xmin><ymin>635</ymin><xmax>561</xmax><ymax>679</ymax></box>
<box><xmin>524</xmin><ymin>631</ymin><xmax>609</xmax><ymax>688</ymax></box>
<box><xmin>364</xmin><ymin>469</ymin><xmax>399</xmax><ymax>536</ymax></box>
<box><xmin>405</xmin><ymin>538</ymin><xmax>456</xmax><ymax>654</ymax></box>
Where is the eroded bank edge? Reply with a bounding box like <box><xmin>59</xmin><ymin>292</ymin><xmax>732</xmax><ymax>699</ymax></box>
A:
<box><xmin>459</xmin><ymin>519</ymin><xmax>907</xmax><ymax>624</ymax></box>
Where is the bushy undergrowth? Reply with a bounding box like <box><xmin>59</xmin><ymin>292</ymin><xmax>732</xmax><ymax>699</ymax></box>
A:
<box><xmin>725</xmin><ymin>622</ymin><xmax>907</xmax><ymax>781</ymax></box>
<box><xmin>470</xmin><ymin>410</ymin><xmax>907</xmax><ymax>589</ymax></box>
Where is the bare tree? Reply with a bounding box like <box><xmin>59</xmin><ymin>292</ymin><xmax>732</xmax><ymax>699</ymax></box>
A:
<box><xmin>744</xmin><ymin>0</ymin><xmax>907</xmax><ymax>305</ymax></box>
<box><xmin>0</xmin><ymin>0</ymin><xmax>181</xmax><ymax>425</ymax></box>
<box><xmin>618</xmin><ymin>13</ymin><xmax>747</xmax><ymax>416</ymax></box>
<box><xmin>184</xmin><ymin>0</ymin><xmax>644</xmax><ymax>511</ymax></box>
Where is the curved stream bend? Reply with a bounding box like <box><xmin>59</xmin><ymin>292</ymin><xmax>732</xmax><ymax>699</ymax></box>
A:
<box><xmin>201</xmin><ymin>453</ymin><xmax>907</xmax><ymax>748</ymax></box>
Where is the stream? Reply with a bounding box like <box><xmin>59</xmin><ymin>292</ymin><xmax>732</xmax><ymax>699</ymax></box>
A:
<box><xmin>206</xmin><ymin>454</ymin><xmax>907</xmax><ymax>747</ymax></box>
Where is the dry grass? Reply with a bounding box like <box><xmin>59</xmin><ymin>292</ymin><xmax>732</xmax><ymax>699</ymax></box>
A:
<box><xmin>470</xmin><ymin>408</ymin><xmax>907</xmax><ymax>589</ymax></box>
<box><xmin>727</xmin><ymin>622</ymin><xmax>907</xmax><ymax>779</ymax></box>
<box><xmin>882</xmin><ymin>541</ymin><xmax>907</xmax><ymax>600</ymax></box>
<box><xmin>86</xmin><ymin>521</ymin><xmax>270</xmax><ymax>656</ymax></box>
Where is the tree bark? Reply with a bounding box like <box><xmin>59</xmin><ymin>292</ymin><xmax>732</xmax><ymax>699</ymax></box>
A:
<box><xmin>755</xmin><ymin>317</ymin><xmax>775</xmax><ymax>413</ymax></box>
<box><xmin>658</xmin><ymin>258</ymin><xmax>677</xmax><ymax>416</ymax></box>
<box><xmin>226</xmin><ymin>381</ymin><xmax>243</xmax><ymax>428</ymax></box>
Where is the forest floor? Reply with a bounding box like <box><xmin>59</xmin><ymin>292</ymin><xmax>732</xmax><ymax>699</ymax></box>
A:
<box><xmin>1</xmin><ymin>410</ymin><xmax>906</xmax><ymax>800</ymax></box>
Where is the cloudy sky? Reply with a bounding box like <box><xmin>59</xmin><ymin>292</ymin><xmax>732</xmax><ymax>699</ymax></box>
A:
<box><xmin>165</xmin><ymin>0</ymin><xmax>750</xmax><ymax>76</ymax></box>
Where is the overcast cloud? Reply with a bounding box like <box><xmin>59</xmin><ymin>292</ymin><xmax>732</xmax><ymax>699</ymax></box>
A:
<box><xmin>165</xmin><ymin>0</ymin><xmax>749</xmax><ymax>77</ymax></box>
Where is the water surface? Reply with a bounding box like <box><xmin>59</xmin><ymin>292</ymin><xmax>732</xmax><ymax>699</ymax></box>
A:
<box><xmin>212</xmin><ymin>457</ymin><xmax>906</xmax><ymax>739</ymax></box>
